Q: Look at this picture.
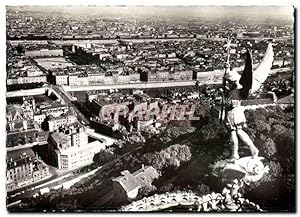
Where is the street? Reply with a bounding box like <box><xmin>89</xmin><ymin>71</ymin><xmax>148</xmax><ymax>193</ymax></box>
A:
<box><xmin>52</xmin><ymin>85</ymin><xmax>90</xmax><ymax>125</ymax></box>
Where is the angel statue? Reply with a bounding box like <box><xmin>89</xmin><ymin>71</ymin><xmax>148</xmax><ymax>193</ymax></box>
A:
<box><xmin>221</xmin><ymin>43</ymin><xmax>274</xmax><ymax>161</ymax></box>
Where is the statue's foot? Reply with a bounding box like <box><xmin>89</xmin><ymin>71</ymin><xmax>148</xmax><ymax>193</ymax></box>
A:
<box><xmin>228</xmin><ymin>154</ymin><xmax>240</xmax><ymax>163</ymax></box>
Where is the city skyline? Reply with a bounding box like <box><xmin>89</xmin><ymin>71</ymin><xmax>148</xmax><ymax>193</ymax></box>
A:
<box><xmin>7</xmin><ymin>6</ymin><xmax>294</xmax><ymax>22</ymax></box>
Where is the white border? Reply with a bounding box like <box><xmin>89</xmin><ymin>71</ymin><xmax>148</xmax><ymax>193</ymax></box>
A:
<box><xmin>0</xmin><ymin>1</ymin><xmax>299</xmax><ymax>217</ymax></box>
<box><xmin>0</xmin><ymin>0</ymin><xmax>299</xmax><ymax>6</ymax></box>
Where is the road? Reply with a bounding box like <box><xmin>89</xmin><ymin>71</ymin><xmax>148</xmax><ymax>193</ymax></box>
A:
<box><xmin>52</xmin><ymin>85</ymin><xmax>90</xmax><ymax>125</ymax></box>
<box><xmin>7</xmin><ymin>171</ymin><xmax>84</xmax><ymax>205</ymax></box>
<box><xmin>7</xmin><ymin>164</ymin><xmax>104</xmax><ymax>205</ymax></box>
<box><xmin>6</xmin><ymin>141</ymin><xmax>48</xmax><ymax>152</ymax></box>
<box><xmin>8</xmin><ymin>36</ymin><xmax>293</xmax><ymax>47</ymax></box>
<box><xmin>62</xmin><ymin>80</ymin><xmax>208</xmax><ymax>92</ymax></box>
<box><xmin>7</xmin><ymin>140</ymin><xmax>144</xmax><ymax>208</ymax></box>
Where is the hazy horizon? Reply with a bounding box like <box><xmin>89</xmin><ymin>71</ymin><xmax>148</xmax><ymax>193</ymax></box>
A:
<box><xmin>7</xmin><ymin>6</ymin><xmax>294</xmax><ymax>22</ymax></box>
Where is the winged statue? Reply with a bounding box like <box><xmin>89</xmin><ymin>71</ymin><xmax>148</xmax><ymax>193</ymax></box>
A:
<box><xmin>220</xmin><ymin>42</ymin><xmax>274</xmax><ymax>160</ymax></box>
<box><xmin>216</xmin><ymin>42</ymin><xmax>274</xmax><ymax>183</ymax></box>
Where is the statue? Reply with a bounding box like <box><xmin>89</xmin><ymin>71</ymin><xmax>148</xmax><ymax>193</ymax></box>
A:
<box><xmin>208</xmin><ymin>41</ymin><xmax>274</xmax><ymax>185</ymax></box>
<box><xmin>220</xmin><ymin>42</ymin><xmax>274</xmax><ymax>162</ymax></box>
<box><xmin>223</xmin><ymin>67</ymin><xmax>259</xmax><ymax>160</ymax></box>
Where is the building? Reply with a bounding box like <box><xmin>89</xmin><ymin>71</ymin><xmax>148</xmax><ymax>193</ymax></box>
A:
<box><xmin>7</xmin><ymin>104</ymin><xmax>25</xmax><ymax>123</ymax></box>
<box><xmin>47</xmin><ymin>111</ymin><xmax>77</xmax><ymax>132</ymax></box>
<box><xmin>33</xmin><ymin>57</ymin><xmax>74</xmax><ymax>69</ymax></box>
<box><xmin>7</xmin><ymin>75</ymin><xmax>47</xmax><ymax>85</ymax></box>
<box><xmin>34</xmin><ymin>113</ymin><xmax>47</xmax><ymax>126</ymax></box>
<box><xmin>140</xmin><ymin>70</ymin><xmax>193</xmax><ymax>82</ymax></box>
<box><xmin>54</xmin><ymin>74</ymin><xmax>69</xmax><ymax>85</ymax></box>
<box><xmin>88</xmin><ymin>73</ymin><xmax>105</xmax><ymax>84</ymax></box>
<box><xmin>25</xmin><ymin>48</ymin><xmax>63</xmax><ymax>57</ymax></box>
<box><xmin>90</xmin><ymin>117</ymin><xmax>123</xmax><ymax>139</ymax></box>
<box><xmin>49</xmin><ymin>126</ymin><xmax>105</xmax><ymax>170</ymax></box>
<box><xmin>112</xmin><ymin>165</ymin><xmax>160</xmax><ymax>203</ymax></box>
<box><xmin>7</xmin><ymin>59</ymin><xmax>47</xmax><ymax>86</ymax></box>
<box><xmin>40</xmin><ymin>104</ymin><xmax>69</xmax><ymax>118</ymax></box>
<box><xmin>6</xmin><ymin>104</ymin><xmax>36</xmax><ymax>132</ymax></box>
<box><xmin>196</xmin><ymin>70</ymin><xmax>224</xmax><ymax>84</ymax></box>
<box><xmin>21</xmin><ymin>96</ymin><xmax>36</xmax><ymax>120</ymax></box>
<box><xmin>34</xmin><ymin>106</ymin><xmax>69</xmax><ymax>127</ymax></box>
<box><xmin>120</xmin><ymin>73</ymin><xmax>140</xmax><ymax>84</ymax></box>
<box><xmin>6</xmin><ymin>99</ymin><xmax>49</xmax><ymax>148</ymax></box>
<box><xmin>6</xmin><ymin>148</ymin><xmax>50</xmax><ymax>192</ymax></box>
<box><xmin>169</xmin><ymin>70</ymin><xmax>193</xmax><ymax>81</ymax></box>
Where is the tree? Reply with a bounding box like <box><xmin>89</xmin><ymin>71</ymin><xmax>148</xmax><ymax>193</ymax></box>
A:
<box><xmin>262</xmin><ymin>137</ymin><xmax>277</xmax><ymax>159</ymax></box>
<box><xmin>175</xmin><ymin>144</ymin><xmax>192</xmax><ymax>162</ymax></box>
<box><xmin>144</xmin><ymin>144</ymin><xmax>192</xmax><ymax>171</ymax></box>
<box><xmin>55</xmin><ymin>199</ymin><xmax>79</xmax><ymax>210</ymax></box>
<box><xmin>94</xmin><ymin>150</ymin><xmax>116</xmax><ymax>165</ymax></box>
<box><xmin>149</xmin><ymin>153</ymin><xmax>166</xmax><ymax>171</ymax></box>
<box><xmin>136</xmin><ymin>185</ymin><xmax>157</xmax><ymax>200</ymax></box>
<box><xmin>195</xmin><ymin>183</ymin><xmax>210</xmax><ymax>196</ymax></box>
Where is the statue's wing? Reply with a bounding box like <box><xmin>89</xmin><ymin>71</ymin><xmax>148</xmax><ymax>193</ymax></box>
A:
<box><xmin>239</xmin><ymin>49</ymin><xmax>253</xmax><ymax>100</ymax></box>
<box><xmin>251</xmin><ymin>43</ymin><xmax>274</xmax><ymax>93</ymax></box>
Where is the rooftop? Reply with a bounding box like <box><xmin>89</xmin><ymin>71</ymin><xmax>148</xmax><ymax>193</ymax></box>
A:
<box><xmin>34</xmin><ymin>57</ymin><xmax>75</xmax><ymax>70</ymax></box>
<box><xmin>7</xmin><ymin>148</ymin><xmax>35</xmax><ymax>169</ymax></box>
<box><xmin>51</xmin><ymin>132</ymin><xmax>69</xmax><ymax>146</ymax></box>
<box><xmin>58</xmin><ymin>140</ymin><xmax>103</xmax><ymax>155</ymax></box>
<box><xmin>113</xmin><ymin>165</ymin><xmax>159</xmax><ymax>193</ymax></box>
<box><xmin>24</xmin><ymin>43</ymin><xmax>61</xmax><ymax>51</ymax></box>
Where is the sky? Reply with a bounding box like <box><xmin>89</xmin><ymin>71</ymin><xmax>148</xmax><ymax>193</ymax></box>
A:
<box><xmin>7</xmin><ymin>6</ymin><xmax>294</xmax><ymax>22</ymax></box>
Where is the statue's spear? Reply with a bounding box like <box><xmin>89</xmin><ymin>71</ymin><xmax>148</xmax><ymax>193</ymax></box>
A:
<box><xmin>220</xmin><ymin>38</ymin><xmax>232</xmax><ymax>123</ymax></box>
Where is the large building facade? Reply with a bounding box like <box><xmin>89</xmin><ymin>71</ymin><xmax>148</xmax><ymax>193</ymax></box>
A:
<box><xmin>6</xmin><ymin>148</ymin><xmax>50</xmax><ymax>192</ymax></box>
<box><xmin>49</xmin><ymin>126</ymin><xmax>105</xmax><ymax>170</ymax></box>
